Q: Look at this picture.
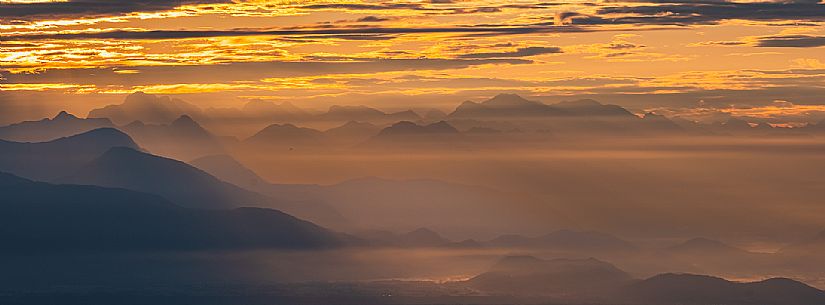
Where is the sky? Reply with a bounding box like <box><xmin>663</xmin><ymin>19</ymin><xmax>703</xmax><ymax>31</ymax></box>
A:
<box><xmin>2</xmin><ymin>0</ymin><xmax>825</xmax><ymax>123</ymax></box>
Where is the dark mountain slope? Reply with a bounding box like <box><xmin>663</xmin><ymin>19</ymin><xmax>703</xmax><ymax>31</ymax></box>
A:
<box><xmin>0</xmin><ymin>172</ymin><xmax>345</xmax><ymax>252</ymax></box>
<box><xmin>0</xmin><ymin>128</ymin><xmax>140</xmax><ymax>181</ymax></box>
<box><xmin>620</xmin><ymin>273</ymin><xmax>825</xmax><ymax>305</ymax></box>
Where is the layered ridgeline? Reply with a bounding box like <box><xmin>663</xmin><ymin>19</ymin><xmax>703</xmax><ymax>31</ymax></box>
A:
<box><xmin>0</xmin><ymin>91</ymin><xmax>806</xmax><ymax>158</ymax></box>
<box><xmin>0</xmin><ymin>128</ymin><xmax>140</xmax><ymax>181</ymax></box>
<box><xmin>0</xmin><ymin>172</ymin><xmax>348</xmax><ymax>252</ymax></box>
<box><xmin>56</xmin><ymin>146</ymin><xmax>347</xmax><ymax>227</ymax></box>
<box><xmin>0</xmin><ymin>127</ymin><xmax>346</xmax><ymax>228</ymax></box>
<box><xmin>462</xmin><ymin>255</ymin><xmax>825</xmax><ymax>305</ymax></box>
<box><xmin>121</xmin><ymin>114</ymin><xmax>226</xmax><ymax>160</ymax></box>
<box><xmin>0</xmin><ymin>111</ymin><xmax>114</xmax><ymax>142</ymax></box>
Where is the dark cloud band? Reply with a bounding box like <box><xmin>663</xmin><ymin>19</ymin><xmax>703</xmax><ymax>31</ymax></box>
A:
<box><xmin>0</xmin><ymin>26</ymin><xmax>589</xmax><ymax>41</ymax></box>
<box><xmin>0</xmin><ymin>0</ymin><xmax>229</xmax><ymax>21</ymax></box>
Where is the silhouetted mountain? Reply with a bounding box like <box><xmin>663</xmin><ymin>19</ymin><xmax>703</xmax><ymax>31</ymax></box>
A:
<box><xmin>0</xmin><ymin>128</ymin><xmax>140</xmax><ymax>181</ymax></box>
<box><xmin>641</xmin><ymin>112</ymin><xmax>685</xmax><ymax>132</ymax></box>
<box><xmin>487</xmin><ymin>229</ymin><xmax>636</xmax><ymax>251</ymax></box>
<box><xmin>0</xmin><ymin>111</ymin><xmax>114</xmax><ymax>142</ymax></box>
<box><xmin>467</xmin><ymin>255</ymin><xmax>633</xmax><ymax>297</ymax></box>
<box><xmin>245</xmin><ymin>123</ymin><xmax>327</xmax><ymax>148</ymax></box>
<box><xmin>446</xmin><ymin>94</ymin><xmax>690</xmax><ymax>137</ymax></box>
<box><xmin>397</xmin><ymin>228</ymin><xmax>452</xmax><ymax>247</ymax></box>
<box><xmin>189</xmin><ymin>154</ymin><xmax>267</xmax><ymax>190</ymax></box>
<box><xmin>88</xmin><ymin>91</ymin><xmax>202</xmax><ymax>125</ymax></box>
<box><xmin>321</xmin><ymin>105</ymin><xmax>385</xmax><ymax>121</ymax></box>
<box><xmin>363</xmin><ymin>121</ymin><xmax>464</xmax><ymax>149</ymax></box>
<box><xmin>712</xmin><ymin>117</ymin><xmax>756</xmax><ymax>135</ymax></box>
<box><xmin>451</xmin><ymin>94</ymin><xmax>562</xmax><ymax>118</ymax></box>
<box><xmin>318</xmin><ymin>105</ymin><xmax>421</xmax><ymax>123</ymax></box>
<box><xmin>552</xmin><ymin>99</ymin><xmax>635</xmax><ymax>117</ymax></box>
<box><xmin>242</xmin><ymin>100</ymin><xmax>308</xmax><ymax>119</ymax></box>
<box><xmin>60</xmin><ymin>147</ymin><xmax>266</xmax><ymax>209</ymax></box>
<box><xmin>386</xmin><ymin>109</ymin><xmax>422</xmax><ymax>122</ymax></box>
<box><xmin>667</xmin><ymin>237</ymin><xmax>749</xmax><ymax>255</ymax></box>
<box><xmin>452</xmin><ymin>94</ymin><xmax>636</xmax><ymax>119</ymax></box>
<box><xmin>421</xmin><ymin>108</ymin><xmax>448</xmax><ymax>121</ymax></box>
<box><xmin>323</xmin><ymin>121</ymin><xmax>381</xmax><ymax>142</ymax></box>
<box><xmin>122</xmin><ymin>115</ymin><xmax>225</xmax><ymax>160</ymax></box>
<box><xmin>620</xmin><ymin>273</ymin><xmax>825</xmax><ymax>305</ymax></box>
<box><xmin>0</xmin><ymin>171</ymin><xmax>345</xmax><ymax>252</ymax></box>
<box><xmin>59</xmin><ymin>147</ymin><xmax>347</xmax><ymax>228</ymax></box>
<box><xmin>376</xmin><ymin>121</ymin><xmax>460</xmax><ymax>136</ymax></box>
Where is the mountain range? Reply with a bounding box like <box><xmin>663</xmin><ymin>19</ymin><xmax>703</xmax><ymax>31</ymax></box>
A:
<box><xmin>55</xmin><ymin>146</ymin><xmax>346</xmax><ymax>228</ymax></box>
<box><xmin>122</xmin><ymin>114</ymin><xmax>225</xmax><ymax>160</ymax></box>
<box><xmin>0</xmin><ymin>128</ymin><xmax>141</xmax><ymax>181</ymax></box>
<box><xmin>0</xmin><ymin>111</ymin><xmax>114</xmax><ymax>142</ymax></box>
<box><xmin>88</xmin><ymin>91</ymin><xmax>204</xmax><ymax>125</ymax></box>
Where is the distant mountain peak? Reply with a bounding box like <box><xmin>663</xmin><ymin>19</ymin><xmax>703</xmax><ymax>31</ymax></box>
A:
<box><xmin>483</xmin><ymin>93</ymin><xmax>539</xmax><ymax>107</ymax></box>
<box><xmin>328</xmin><ymin>104</ymin><xmax>383</xmax><ymax>114</ymax></box>
<box><xmin>53</xmin><ymin>110</ymin><xmax>77</xmax><ymax>121</ymax></box>
<box><xmin>341</xmin><ymin>120</ymin><xmax>373</xmax><ymax>128</ymax></box>
<box><xmin>376</xmin><ymin>121</ymin><xmax>460</xmax><ymax>137</ymax></box>
<box><xmin>397</xmin><ymin>227</ymin><xmax>451</xmax><ymax>247</ymax></box>
<box><xmin>77</xmin><ymin>127</ymin><xmax>135</xmax><ymax>142</ymax></box>
<box><xmin>170</xmin><ymin>114</ymin><xmax>200</xmax><ymax>128</ymax></box>
<box><xmin>123</xmin><ymin>91</ymin><xmax>167</xmax><ymax>105</ymax></box>
<box><xmin>426</xmin><ymin>121</ymin><xmax>460</xmax><ymax>133</ymax></box>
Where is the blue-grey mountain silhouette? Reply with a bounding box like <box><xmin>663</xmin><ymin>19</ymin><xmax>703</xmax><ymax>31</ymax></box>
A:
<box><xmin>59</xmin><ymin>147</ymin><xmax>347</xmax><ymax>227</ymax></box>
<box><xmin>0</xmin><ymin>111</ymin><xmax>114</xmax><ymax>142</ymax></box>
<box><xmin>0</xmin><ymin>128</ymin><xmax>140</xmax><ymax>181</ymax></box>
<box><xmin>88</xmin><ymin>91</ymin><xmax>203</xmax><ymax>125</ymax></box>
<box><xmin>0</xmin><ymin>171</ymin><xmax>347</xmax><ymax>252</ymax></box>
<box><xmin>620</xmin><ymin>273</ymin><xmax>825</xmax><ymax>305</ymax></box>
<box><xmin>466</xmin><ymin>255</ymin><xmax>633</xmax><ymax>298</ymax></box>
<box><xmin>122</xmin><ymin>114</ymin><xmax>224</xmax><ymax>160</ymax></box>
<box><xmin>245</xmin><ymin>123</ymin><xmax>328</xmax><ymax>149</ymax></box>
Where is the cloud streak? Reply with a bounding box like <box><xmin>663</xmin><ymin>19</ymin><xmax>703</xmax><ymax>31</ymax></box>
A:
<box><xmin>0</xmin><ymin>25</ymin><xmax>589</xmax><ymax>41</ymax></box>
<box><xmin>0</xmin><ymin>0</ymin><xmax>229</xmax><ymax>21</ymax></box>
<box><xmin>457</xmin><ymin>46</ymin><xmax>563</xmax><ymax>59</ymax></box>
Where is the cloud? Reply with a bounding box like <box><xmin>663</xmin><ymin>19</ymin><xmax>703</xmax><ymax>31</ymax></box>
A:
<box><xmin>355</xmin><ymin>16</ymin><xmax>393</xmax><ymax>22</ymax></box>
<box><xmin>581</xmin><ymin>1</ymin><xmax>825</xmax><ymax>26</ymax></box>
<box><xmin>0</xmin><ymin>25</ymin><xmax>589</xmax><ymax>41</ymax></box>
<box><xmin>0</xmin><ymin>58</ymin><xmax>533</xmax><ymax>87</ymax></box>
<box><xmin>756</xmin><ymin>35</ymin><xmax>825</xmax><ymax>48</ymax></box>
<box><xmin>0</xmin><ymin>0</ymin><xmax>229</xmax><ymax>21</ymax></box>
<box><xmin>457</xmin><ymin>46</ymin><xmax>562</xmax><ymax>59</ymax></box>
